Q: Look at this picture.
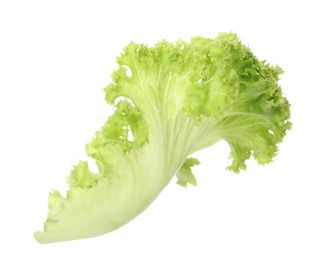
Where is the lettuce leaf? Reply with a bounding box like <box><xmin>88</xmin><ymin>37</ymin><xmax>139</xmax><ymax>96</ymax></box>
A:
<box><xmin>34</xmin><ymin>32</ymin><xmax>291</xmax><ymax>243</ymax></box>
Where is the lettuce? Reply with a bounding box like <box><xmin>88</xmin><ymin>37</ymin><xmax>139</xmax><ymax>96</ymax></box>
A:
<box><xmin>34</xmin><ymin>32</ymin><xmax>291</xmax><ymax>243</ymax></box>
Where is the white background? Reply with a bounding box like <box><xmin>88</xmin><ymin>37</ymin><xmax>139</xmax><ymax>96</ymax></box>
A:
<box><xmin>1</xmin><ymin>0</ymin><xmax>330</xmax><ymax>259</ymax></box>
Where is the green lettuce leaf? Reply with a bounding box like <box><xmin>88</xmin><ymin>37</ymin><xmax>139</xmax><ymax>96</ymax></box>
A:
<box><xmin>34</xmin><ymin>32</ymin><xmax>291</xmax><ymax>243</ymax></box>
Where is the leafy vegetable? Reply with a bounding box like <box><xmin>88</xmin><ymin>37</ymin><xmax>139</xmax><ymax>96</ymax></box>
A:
<box><xmin>34</xmin><ymin>32</ymin><xmax>291</xmax><ymax>243</ymax></box>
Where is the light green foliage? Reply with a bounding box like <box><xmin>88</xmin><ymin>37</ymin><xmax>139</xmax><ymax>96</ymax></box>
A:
<box><xmin>35</xmin><ymin>33</ymin><xmax>291</xmax><ymax>243</ymax></box>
